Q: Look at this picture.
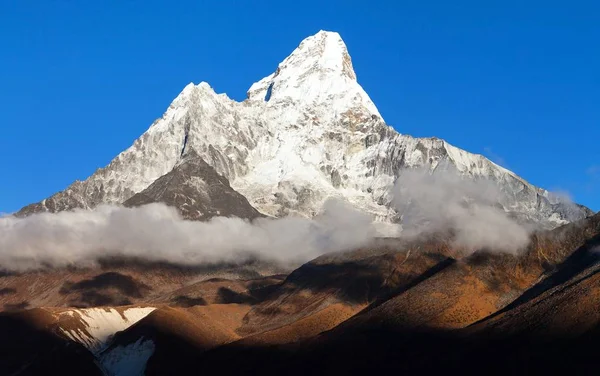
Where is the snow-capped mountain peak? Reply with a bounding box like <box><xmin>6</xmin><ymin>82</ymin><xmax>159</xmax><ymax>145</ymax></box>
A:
<box><xmin>246</xmin><ymin>30</ymin><xmax>382</xmax><ymax>120</ymax></box>
<box><xmin>16</xmin><ymin>30</ymin><xmax>592</xmax><ymax>229</ymax></box>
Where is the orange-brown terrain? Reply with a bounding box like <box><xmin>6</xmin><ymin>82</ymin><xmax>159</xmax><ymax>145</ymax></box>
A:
<box><xmin>0</xmin><ymin>259</ymin><xmax>286</xmax><ymax>311</ymax></box>
<box><xmin>1</xmin><ymin>214</ymin><xmax>600</xmax><ymax>375</ymax></box>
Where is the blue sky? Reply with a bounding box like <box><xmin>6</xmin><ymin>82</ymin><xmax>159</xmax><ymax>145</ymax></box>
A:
<box><xmin>0</xmin><ymin>0</ymin><xmax>598</xmax><ymax>213</ymax></box>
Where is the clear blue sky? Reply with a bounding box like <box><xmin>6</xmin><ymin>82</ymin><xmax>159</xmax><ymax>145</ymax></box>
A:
<box><xmin>0</xmin><ymin>0</ymin><xmax>598</xmax><ymax>213</ymax></box>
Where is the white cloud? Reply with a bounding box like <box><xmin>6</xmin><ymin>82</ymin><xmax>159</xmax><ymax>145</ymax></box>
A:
<box><xmin>391</xmin><ymin>163</ymin><xmax>530</xmax><ymax>253</ymax></box>
<box><xmin>0</xmin><ymin>199</ymin><xmax>376</xmax><ymax>272</ymax></box>
<box><xmin>483</xmin><ymin>146</ymin><xmax>508</xmax><ymax>168</ymax></box>
<box><xmin>0</xmin><ymin>164</ymin><xmax>540</xmax><ymax>272</ymax></box>
<box><xmin>587</xmin><ymin>165</ymin><xmax>600</xmax><ymax>178</ymax></box>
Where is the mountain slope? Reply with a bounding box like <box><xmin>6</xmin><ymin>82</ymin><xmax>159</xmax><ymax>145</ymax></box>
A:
<box><xmin>4</xmin><ymin>215</ymin><xmax>600</xmax><ymax>375</ymax></box>
<box><xmin>0</xmin><ymin>308</ymin><xmax>105</xmax><ymax>376</ymax></box>
<box><xmin>15</xmin><ymin>30</ymin><xmax>592</xmax><ymax>228</ymax></box>
<box><xmin>123</xmin><ymin>151</ymin><xmax>264</xmax><ymax>221</ymax></box>
<box><xmin>170</xmin><ymin>215</ymin><xmax>600</xmax><ymax>376</ymax></box>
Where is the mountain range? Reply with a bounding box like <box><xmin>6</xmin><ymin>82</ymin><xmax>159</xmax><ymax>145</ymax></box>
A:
<box><xmin>15</xmin><ymin>30</ymin><xmax>592</xmax><ymax>229</ymax></box>
<box><xmin>2</xmin><ymin>30</ymin><xmax>599</xmax><ymax>376</ymax></box>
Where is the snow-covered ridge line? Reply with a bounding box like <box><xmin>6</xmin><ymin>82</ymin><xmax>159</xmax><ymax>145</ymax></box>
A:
<box><xmin>16</xmin><ymin>30</ymin><xmax>591</xmax><ymax>229</ymax></box>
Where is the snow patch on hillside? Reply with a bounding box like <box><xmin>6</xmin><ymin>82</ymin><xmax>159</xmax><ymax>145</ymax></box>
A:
<box><xmin>100</xmin><ymin>337</ymin><xmax>155</xmax><ymax>376</ymax></box>
<box><xmin>58</xmin><ymin>307</ymin><xmax>156</xmax><ymax>354</ymax></box>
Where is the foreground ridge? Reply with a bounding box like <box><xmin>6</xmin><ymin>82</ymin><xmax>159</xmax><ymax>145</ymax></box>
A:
<box><xmin>2</xmin><ymin>213</ymin><xmax>600</xmax><ymax>374</ymax></box>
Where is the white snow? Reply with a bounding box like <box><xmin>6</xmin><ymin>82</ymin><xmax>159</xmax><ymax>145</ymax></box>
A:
<box><xmin>36</xmin><ymin>30</ymin><xmax>585</xmax><ymax>229</ymax></box>
<box><xmin>58</xmin><ymin>307</ymin><xmax>156</xmax><ymax>354</ymax></box>
<box><xmin>100</xmin><ymin>338</ymin><xmax>155</xmax><ymax>376</ymax></box>
<box><xmin>247</xmin><ymin>30</ymin><xmax>381</xmax><ymax>119</ymax></box>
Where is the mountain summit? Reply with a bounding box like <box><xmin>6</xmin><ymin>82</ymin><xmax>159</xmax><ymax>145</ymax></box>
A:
<box><xmin>17</xmin><ymin>30</ymin><xmax>592</xmax><ymax>228</ymax></box>
<box><xmin>246</xmin><ymin>30</ymin><xmax>381</xmax><ymax>119</ymax></box>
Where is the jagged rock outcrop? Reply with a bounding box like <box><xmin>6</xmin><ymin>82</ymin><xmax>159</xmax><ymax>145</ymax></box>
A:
<box><xmin>123</xmin><ymin>151</ymin><xmax>264</xmax><ymax>221</ymax></box>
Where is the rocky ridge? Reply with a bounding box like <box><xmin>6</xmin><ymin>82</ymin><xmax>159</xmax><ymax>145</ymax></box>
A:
<box><xmin>16</xmin><ymin>30</ymin><xmax>593</xmax><ymax>229</ymax></box>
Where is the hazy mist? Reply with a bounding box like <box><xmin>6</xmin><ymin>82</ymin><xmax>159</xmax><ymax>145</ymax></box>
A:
<box><xmin>0</xmin><ymin>199</ymin><xmax>376</xmax><ymax>271</ymax></box>
<box><xmin>0</xmin><ymin>164</ymin><xmax>546</xmax><ymax>271</ymax></box>
<box><xmin>391</xmin><ymin>164</ymin><xmax>531</xmax><ymax>253</ymax></box>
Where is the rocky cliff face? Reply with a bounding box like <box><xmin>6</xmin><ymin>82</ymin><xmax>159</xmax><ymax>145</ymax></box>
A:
<box><xmin>123</xmin><ymin>151</ymin><xmax>264</xmax><ymax>221</ymax></box>
<box><xmin>16</xmin><ymin>30</ymin><xmax>592</xmax><ymax>228</ymax></box>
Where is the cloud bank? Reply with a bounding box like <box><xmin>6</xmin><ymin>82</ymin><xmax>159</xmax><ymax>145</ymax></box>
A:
<box><xmin>0</xmin><ymin>199</ymin><xmax>376</xmax><ymax>272</ymax></box>
<box><xmin>391</xmin><ymin>164</ymin><xmax>531</xmax><ymax>253</ymax></box>
<box><xmin>1</xmin><ymin>164</ymin><xmax>541</xmax><ymax>272</ymax></box>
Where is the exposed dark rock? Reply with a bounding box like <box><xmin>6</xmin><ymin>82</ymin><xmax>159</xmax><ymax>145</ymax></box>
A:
<box><xmin>123</xmin><ymin>150</ymin><xmax>264</xmax><ymax>221</ymax></box>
